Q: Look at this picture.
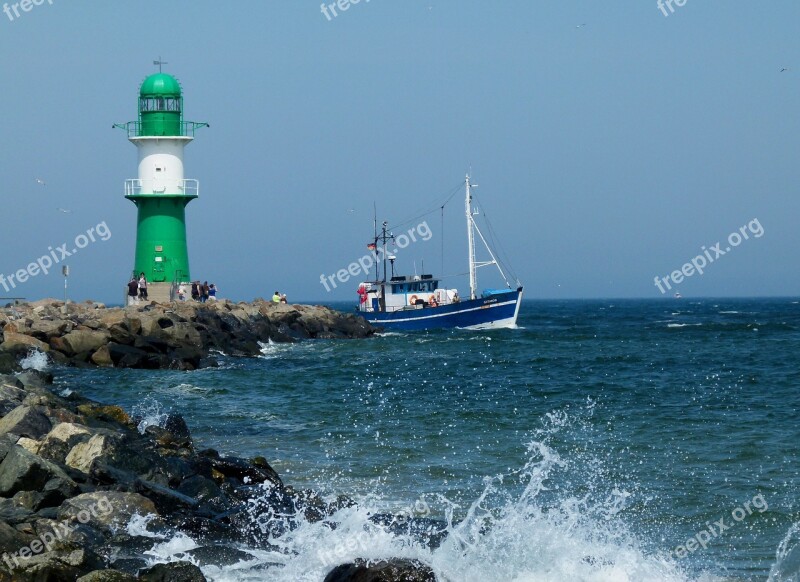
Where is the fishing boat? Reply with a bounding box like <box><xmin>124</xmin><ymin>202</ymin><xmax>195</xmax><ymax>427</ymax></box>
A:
<box><xmin>356</xmin><ymin>175</ymin><xmax>523</xmax><ymax>331</ymax></box>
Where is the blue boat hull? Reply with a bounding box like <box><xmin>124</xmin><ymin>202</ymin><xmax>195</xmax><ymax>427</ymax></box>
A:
<box><xmin>363</xmin><ymin>288</ymin><xmax>523</xmax><ymax>331</ymax></box>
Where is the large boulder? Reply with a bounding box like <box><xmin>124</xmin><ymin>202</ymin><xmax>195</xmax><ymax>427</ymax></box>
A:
<box><xmin>58</xmin><ymin>492</ymin><xmax>158</xmax><ymax>535</ymax></box>
<box><xmin>0</xmin><ymin>405</ymin><xmax>52</xmax><ymax>439</ymax></box>
<box><xmin>106</xmin><ymin>343</ymin><xmax>162</xmax><ymax>369</ymax></box>
<box><xmin>0</xmin><ymin>332</ymin><xmax>50</xmax><ymax>354</ymax></box>
<box><xmin>137</xmin><ymin>562</ymin><xmax>207</xmax><ymax>582</ymax></box>
<box><xmin>65</xmin><ymin>433</ymin><xmax>118</xmax><ymax>473</ymax></box>
<box><xmin>0</xmin><ymin>433</ymin><xmax>19</xmax><ymax>463</ymax></box>
<box><xmin>0</xmin><ymin>352</ymin><xmax>20</xmax><ymax>374</ymax></box>
<box><xmin>0</xmin><ymin>379</ymin><xmax>27</xmax><ymax>416</ymax></box>
<box><xmin>0</xmin><ymin>519</ymin><xmax>32</xmax><ymax>555</ymax></box>
<box><xmin>161</xmin><ymin>322</ymin><xmax>203</xmax><ymax>347</ymax></box>
<box><xmin>90</xmin><ymin>345</ymin><xmax>114</xmax><ymax>367</ymax></box>
<box><xmin>324</xmin><ymin>559</ymin><xmax>438</xmax><ymax>582</ymax></box>
<box><xmin>0</xmin><ymin>445</ymin><xmax>75</xmax><ymax>497</ymax></box>
<box><xmin>38</xmin><ymin>422</ymin><xmax>92</xmax><ymax>463</ymax></box>
<box><xmin>28</xmin><ymin>319</ymin><xmax>70</xmax><ymax>342</ymax></box>
<box><xmin>5</xmin><ymin>545</ymin><xmax>106</xmax><ymax>582</ymax></box>
<box><xmin>60</xmin><ymin>330</ymin><xmax>109</xmax><ymax>357</ymax></box>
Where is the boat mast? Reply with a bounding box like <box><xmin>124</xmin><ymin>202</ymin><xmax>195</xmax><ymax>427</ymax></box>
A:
<box><xmin>381</xmin><ymin>221</ymin><xmax>389</xmax><ymax>283</ymax></box>
<box><xmin>466</xmin><ymin>174</ymin><xmax>478</xmax><ymax>300</ymax></box>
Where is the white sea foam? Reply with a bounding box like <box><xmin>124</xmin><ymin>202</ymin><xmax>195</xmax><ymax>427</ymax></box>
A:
<box><xmin>121</xmin><ymin>412</ymin><xmax>707</xmax><ymax>582</ymax></box>
<box><xmin>768</xmin><ymin>522</ymin><xmax>800</xmax><ymax>581</ymax></box>
<box><xmin>144</xmin><ymin>532</ymin><xmax>199</xmax><ymax>561</ymax></box>
<box><xmin>131</xmin><ymin>395</ymin><xmax>170</xmax><ymax>435</ymax></box>
<box><xmin>125</xmin><ymin>513</ymin><xmax>164</xmax><ymax>539</ymax></box>
<box><xmin>19</xmin><ymin>348</ymin><xmax>49</xmax><ymax>371</ymax></box>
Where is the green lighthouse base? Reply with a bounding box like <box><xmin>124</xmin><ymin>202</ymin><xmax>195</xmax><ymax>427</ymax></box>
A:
<box><xmin>128</xmin><ymin>194</ymin><xmax>195</xmax><ymax>285</ymax></box>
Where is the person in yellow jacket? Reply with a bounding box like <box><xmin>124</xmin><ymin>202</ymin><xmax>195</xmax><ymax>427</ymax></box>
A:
<box><xmin>272</xmin><ymin>291</ymin><xmax>281</xmax><ymax>303</ymax></box>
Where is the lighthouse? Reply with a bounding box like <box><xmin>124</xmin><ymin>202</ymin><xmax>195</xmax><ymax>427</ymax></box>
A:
<box><xmin>114</xmin><ymin>68</ymin><xmax>208</xmax><ymax>302</ymax></box>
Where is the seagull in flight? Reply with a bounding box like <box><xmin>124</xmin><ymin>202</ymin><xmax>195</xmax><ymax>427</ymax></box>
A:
<box><xmin>57</xmin><ymin>208</ymin><xmax>72</xmax><ymax>214</ymax></box>
<box><xmin>780</xmin><ymin>67</ymin><xmax>789</xmax><ymax>72</ymax></box>
<box><xmin>576</xmin><ymin>23</ymin><xmax>587</xmax><ymax>29</ymax></box>
<box><xmin>35</xmin><ymin>178</ymin><xmax>46</xmax><ymax>186</ymax></box>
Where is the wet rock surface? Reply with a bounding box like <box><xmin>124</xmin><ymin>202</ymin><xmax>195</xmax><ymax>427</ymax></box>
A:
<box><xmin>0</xmin><ymin>371</ymin><xmax>443</xmax><ymax>581</ymax></box>
<box><xmin>323</xmin><ymin>559</ymin><xmax>438</xmax><ymax>582</ymax></box>
<box><xmin>0</xmin><ymin>299</ymin><xmax>376</xmax><ymax>371</ymax></box>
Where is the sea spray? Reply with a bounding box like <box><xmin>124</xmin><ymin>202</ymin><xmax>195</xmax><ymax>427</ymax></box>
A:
<box><xmin>768</xmin><ymin>522</ymin><xmax>800</xmax><ymax>581</ymax></box>
<box><xmin>122</xmin><ymin>405</ymin><xmax>700</xmax><ymax>581</ymax></box>
<box><xmin>19</xmin><ymin>348</ymin><xmax>49</xmax><ymax>371</ymax></box>
<box><xmin>131</xmin><ymin>395</ymin><xmax>170</xmax><ymax>435</ymax></box>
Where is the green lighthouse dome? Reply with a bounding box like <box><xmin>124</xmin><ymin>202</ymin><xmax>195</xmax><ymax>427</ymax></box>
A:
<box><xmin>139</xmin><ymin>73</ymin><xmax>182</xmax><ymax>97</ymax></box>
<box><xmin>138</xmin><ymin>73</ymin><xmax>183</xmax><ymax>136</ymax></box>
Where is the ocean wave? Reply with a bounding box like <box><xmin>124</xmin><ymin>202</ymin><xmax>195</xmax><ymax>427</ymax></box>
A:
<box><xmin>120</xmin><ymin>405</ymin><xmax>705</xmax><ymax>582</ymax></box>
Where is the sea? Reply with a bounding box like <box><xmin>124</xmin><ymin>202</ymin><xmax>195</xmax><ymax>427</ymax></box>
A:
<box><xmin>48</xmin><ymin>298</ymin><xmax>800</xmax><ymax>582</ymax></box>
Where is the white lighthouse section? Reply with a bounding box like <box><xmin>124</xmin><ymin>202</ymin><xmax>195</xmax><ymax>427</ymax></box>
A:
<box><xmin>124</xmin><ymin>136</ymin><xmax>198</xmax><ymax>197</ymax></box>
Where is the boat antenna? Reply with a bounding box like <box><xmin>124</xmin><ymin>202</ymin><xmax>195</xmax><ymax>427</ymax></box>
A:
<box><xmin>382</xmin><ymin>221</ymin><xmax>389</xmax><ymax>283</ymax></box>
<box><xmin>373</xmin><ymin>202</ymin><xmax>379</xmax><ymax>282</ymax></box>
<box><xmin>440</xmin><ymin>204</ymin><xmax>445</xmax><ymax>278</ymax></box>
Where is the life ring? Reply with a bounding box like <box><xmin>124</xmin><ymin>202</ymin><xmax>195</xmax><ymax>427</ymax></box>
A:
<box><xmin>428</xmin><ymin>295</ymin><xmax>438</xmax><ymax>307</ymax></box>
<box><xmin>409</xmin><ymin>295</ymin><xmax>418</xmax><ymax>304</ymax></box>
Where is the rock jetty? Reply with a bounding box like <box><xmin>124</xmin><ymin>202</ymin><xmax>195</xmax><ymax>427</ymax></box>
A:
<box><xmin>0</xmin><ymin>299</ymin><xmax>376</xmax><ymax>372</ymax></box>
<box><xmin>0</xmin><ymin>371</ymin><xmax>441</xmax><ymax>581</ymax></box>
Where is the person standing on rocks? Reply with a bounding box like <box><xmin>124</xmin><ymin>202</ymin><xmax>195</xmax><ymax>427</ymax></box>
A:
<box><xmin>191</xmin><ymin>281</ymin><xmax>200</xmax><ymax>301</ymax></box>
<box><xmin>127</xmin><ymin>277</ymin><xmax>139</xmax><ymax>306</ymax></box>
<box><xmin>272</xmin><ymin>291</ymin><xmax>281</xmax><ymax>303</ymax></box>
<box><xmin>208</xmin><ymin>283</ymin><xmax>217</xmax><ymax>300</ymax></box>
<box><xmin>201</xmin><ymin>281</ymin><xmax>210</xmax><ymax>303</ymax></box>
<box><xmin>138</xmin><ymin>273</ymin><xmax>148</xmax><ymax>301</ymax></box>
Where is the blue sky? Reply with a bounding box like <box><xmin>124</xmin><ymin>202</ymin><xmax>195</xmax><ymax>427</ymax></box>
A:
<box><xmin>0</xmin><ymin>1</ymin><xmax>797</xmax><ymax>303</ymax></box>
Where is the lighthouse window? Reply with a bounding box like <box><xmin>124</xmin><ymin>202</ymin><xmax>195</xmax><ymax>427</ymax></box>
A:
<box><xmin>139</xmin><ymin>97</ymin><xmax>182</xmax><ymax>112</ymax></box>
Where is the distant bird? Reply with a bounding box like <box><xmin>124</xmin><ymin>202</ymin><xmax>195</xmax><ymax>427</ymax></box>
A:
<box><xmin>57</xmin><ymin>208</ymin><xmax>72</xmax><ymax>214</ymax></box>
<box><xmin>780</xmin><ymin>67</ymin><xmax>789</xmax><ymax>72</ymax></box>
<box><xmin>35</xmin><ymin>178</ymin><xmax>46</xmax><ymax>186</ymax></box>
<box><xmin>576</xmin><ymin>23</ymin><xmax>587</xmax><ymax>28</ymax></box>
<box><xmin>347</xmin><ymin>208</ymin><xmax>356</xmax><ymax>214</ymax></box>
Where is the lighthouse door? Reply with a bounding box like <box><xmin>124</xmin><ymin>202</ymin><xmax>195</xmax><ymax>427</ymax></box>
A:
<box><xmin>153</xmin><ymin>248</ymin><xmax>166</xmax><ymax>282</ymax></box>
<box><xmin>153</xmin><ymin>165</ymin><xmax>166</xmax><ymax>193</ymax></box>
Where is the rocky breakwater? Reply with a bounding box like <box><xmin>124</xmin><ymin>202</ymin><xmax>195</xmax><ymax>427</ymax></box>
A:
<box><xmin>0</xmin><ymin>371</ymin><xmax>442</xmax><ymax>581</ymax></box>
<box><xmin>0</xmin><ymin>299</ymin><xmax>376</xmax><ymax>372</ymax></box>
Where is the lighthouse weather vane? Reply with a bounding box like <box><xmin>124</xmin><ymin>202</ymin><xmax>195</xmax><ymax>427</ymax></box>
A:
<box><xmin>153</xmin><ymin>57</ymin><xmax>168</xmax><ymax>73</ymax></box>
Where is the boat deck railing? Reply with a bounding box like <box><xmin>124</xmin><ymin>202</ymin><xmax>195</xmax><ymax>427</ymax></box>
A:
<box><xmin>359</xmin><ymin>299</ymin><xmax>459</xmax><ymax>314</ymax></box>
